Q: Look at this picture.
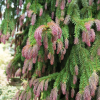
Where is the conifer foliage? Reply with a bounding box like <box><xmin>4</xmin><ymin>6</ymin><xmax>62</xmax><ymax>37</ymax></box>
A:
<box><xmin>0</xmin><ymin>0</ymin><xmax>100</xmax><ymax>100</ymax></box>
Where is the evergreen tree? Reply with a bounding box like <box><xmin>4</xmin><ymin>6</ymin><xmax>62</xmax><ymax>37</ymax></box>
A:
<box><xmin>0</xmin><ymin>0</ymin><xmax>100</xmax><ymax>100</ymax></box>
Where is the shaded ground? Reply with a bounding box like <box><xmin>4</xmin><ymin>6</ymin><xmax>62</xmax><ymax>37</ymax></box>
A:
<box><xmin>0</xmin><ymin>43</ymin><xmax>22</xmax><ymax>100</ymax></box>
<box><xmin>0</xmin><ymin>43</ymin><xmax>13</xmax><ymax>86</ymax></box>
<box><xmin>0</xmin><ymin>85</ymin><xmax>19</xmax><ymax>100</ymax></box>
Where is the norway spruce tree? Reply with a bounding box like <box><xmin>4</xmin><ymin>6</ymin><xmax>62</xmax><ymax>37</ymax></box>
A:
<box><xmin>0</xmin><ymin>0</ymin><xmax>100</xmax><ymax>100</ymax></box>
